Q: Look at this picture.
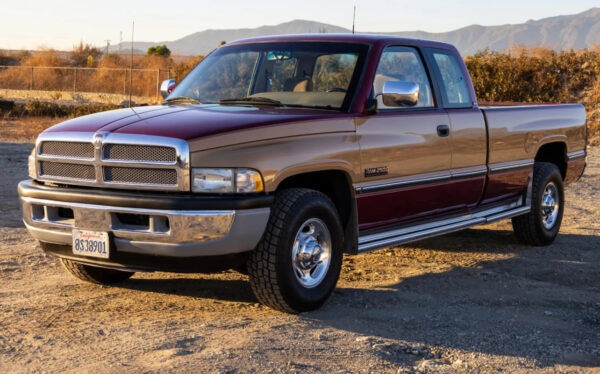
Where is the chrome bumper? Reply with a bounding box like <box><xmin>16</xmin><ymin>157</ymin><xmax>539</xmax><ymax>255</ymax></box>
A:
<box><xmin>21</xmin><ymin>196</ymin><xmax>270</xmax><ymax>257</ymax></box>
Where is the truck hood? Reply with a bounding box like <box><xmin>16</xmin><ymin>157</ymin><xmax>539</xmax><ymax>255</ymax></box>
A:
<box><xmin>44</xmin><ymin>104</ymin><xmax>346</xmax><ymax>141</ymax></box>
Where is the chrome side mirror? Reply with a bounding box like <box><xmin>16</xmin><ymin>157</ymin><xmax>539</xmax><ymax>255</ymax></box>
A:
<box><xmin>160</xmin><ymin>79</ymin><xmax>176</xmax><ymax>99</ymax></box>
<box><xmin>379</xmin><ymin>81</ymin><xmax>419</xmax><ymax>107</ymax></box>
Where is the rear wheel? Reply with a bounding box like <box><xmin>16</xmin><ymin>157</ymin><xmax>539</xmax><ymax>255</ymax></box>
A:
<box><xmin>60</xmin><ymin>258</ymin><xmax>134</xmax><ymax>284</ymax></box>
<box><xmin>512</xmin><ymin>162</ymin><xmax>564</xmax><ymax>246</ymax></box>
<box><xmin>248</xmin><ymin>188</ymin><xmax>344</xmax><ymax>313</ymax></box>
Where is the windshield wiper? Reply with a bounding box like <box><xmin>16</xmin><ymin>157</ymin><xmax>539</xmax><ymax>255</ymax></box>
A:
<box><xmin>163</xmin><ymin>96</ymin><xmax>203</xmax><ymax>105</ymax></box>
<box><xmin>219</xmin><ymin>96</ymin><xmax>283</xmax><ymax>106</ymax></box>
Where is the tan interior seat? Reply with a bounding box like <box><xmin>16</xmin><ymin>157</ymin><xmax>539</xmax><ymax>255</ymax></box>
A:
<box><xmin>284</xmin><ymin>78</ymin><xmax>312</xmax><ymax>92</ymax></box>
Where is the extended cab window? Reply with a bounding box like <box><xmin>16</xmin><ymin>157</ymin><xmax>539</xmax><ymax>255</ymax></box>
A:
<box><xmin>373</xmin><ymin>46</ymin><xmax>433</xmax><ymax>109</ymax></box>
<box><xmin>430</xmin><ymin>50</ymin><xmax>471</xmax><ymax>107</ymax></box>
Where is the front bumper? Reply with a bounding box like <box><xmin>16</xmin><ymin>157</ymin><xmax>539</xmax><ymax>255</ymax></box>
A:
<box><xmin>18</xmin><ymin>180</ymin><xmax>272</xmax><ymax>260</ymax></box>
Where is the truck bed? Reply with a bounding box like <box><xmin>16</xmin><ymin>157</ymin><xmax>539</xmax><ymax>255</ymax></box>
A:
<box><xmin>480</xmin><ymin>104</ymin><xmax>587</xmax><ymax>166</ymax></box>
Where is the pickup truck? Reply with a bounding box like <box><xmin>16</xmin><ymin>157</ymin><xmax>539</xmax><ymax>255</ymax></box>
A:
<box><xmin>18</xmin><ymin>34</ymin><xmax>587</xmax><ymax>313</ymax></box>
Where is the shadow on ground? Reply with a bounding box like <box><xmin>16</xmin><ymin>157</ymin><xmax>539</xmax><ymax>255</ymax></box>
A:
<box><xmin>116</xmin><ymin>228</ymin><xmax>600</xmax><ymax>368</ymax></box>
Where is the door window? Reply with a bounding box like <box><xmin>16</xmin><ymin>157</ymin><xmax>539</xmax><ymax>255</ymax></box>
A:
<box><xmin>373</xmin><ymin>46</ymin><xmax>434</xmax><ymax>109</ymax></box>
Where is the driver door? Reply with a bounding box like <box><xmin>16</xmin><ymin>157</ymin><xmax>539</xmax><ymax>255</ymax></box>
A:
<box><xmin>356</xmin><ymin>46</ymin><xmax>456</xmax><ymax>231</ymax></box>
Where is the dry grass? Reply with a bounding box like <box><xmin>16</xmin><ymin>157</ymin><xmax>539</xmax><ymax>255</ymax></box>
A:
<box><xmin>0</xmin><ymin>49</ymin><xmax>202</xmax><ymax>98</ymax></box>
<box><xmin>0</xmin><ymin>117</ymin><xmax>56</xmax><ymax>142</ymax></box>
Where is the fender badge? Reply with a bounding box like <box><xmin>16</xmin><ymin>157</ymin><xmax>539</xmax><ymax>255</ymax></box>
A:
<box><xmin>365</xmin><ymin>166</ymin><xmax>388</xmax><ymax>177</ymax></box>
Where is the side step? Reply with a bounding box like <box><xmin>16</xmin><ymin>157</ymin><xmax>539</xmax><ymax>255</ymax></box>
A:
<box><xmin>357</xmin><ymin>204</ymin><xmax>530</xmax><ymax>253</ymax></box>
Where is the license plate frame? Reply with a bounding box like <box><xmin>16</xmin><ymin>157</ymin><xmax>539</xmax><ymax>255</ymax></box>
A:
<box><xmin>72</xmin><ymin>229</ymin><xmax>110</xmax><ymax>259</ymax></box>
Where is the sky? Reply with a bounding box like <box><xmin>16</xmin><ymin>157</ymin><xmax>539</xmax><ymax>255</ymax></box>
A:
<box><xmin>1</xmin><ymin>0</ymin><xmax>599</xmax><ymax>50</ymax></box>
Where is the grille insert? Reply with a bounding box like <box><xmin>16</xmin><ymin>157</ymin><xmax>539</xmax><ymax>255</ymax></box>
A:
<box><xmin>35</xmin><ymin>134</ymin><xmax>188</xmax><ymax>191</ymax></box>
<box><xmin>40</xmin><ymin>141</ymin><xmax>94</xmax><ymax>158</ymax></box>
<box><xmin>39</xmin><ymin>161</ymin><xmax>95</xmax><ymax>181</ymax></box>
<box><xmin>103</xmin><ymin>166</ymin><xmax>177</xmax><ymax>185</ymax></box>
<box><xmin>103</xmin><ymin>144</ymin><xmax>177</xmax><ymax>162</ymax></box>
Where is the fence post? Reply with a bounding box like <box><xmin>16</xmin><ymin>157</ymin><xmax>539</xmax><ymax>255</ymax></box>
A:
<box><xmin>30</xmin><ymin>66</ymin><xmax>34</xmax><ymax>90</ymax></box>
<box><xmin>156</xmin><ymin>69</ymin><xmax>160</xmax><ymax>98</ymax></box>
<box><xmin>73</xmin><ymin>68</ymin><xmax>77</xmax><ymax>94</ymax></box>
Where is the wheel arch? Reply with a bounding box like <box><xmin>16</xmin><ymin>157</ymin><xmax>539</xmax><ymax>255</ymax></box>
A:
<box><xmin>534</xmin><ymin>141</ymin><xmax>567</xmax><ymax>180</ymax></box>
<box><xmin>275</xmin><ymin>169</ymin><xmax>358</xmax><ymax>254</ymax></box>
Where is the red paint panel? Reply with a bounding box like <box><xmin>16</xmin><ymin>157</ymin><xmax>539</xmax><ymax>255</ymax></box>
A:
<box><xmin>481</xmin><ymin>168</ymin><xmax>530</xmax><ymax>205</ymax></box>
<box><xmin>44</xmin><ymin>106</ymin><xmax>169</xmax><ymax>133</ymax></box>
<box><xmin>42</xmin><ymin>105</ymin><xmax>345</xmax><ymax>141</ymax></box>
<box><xmin>565</xmin><ymin>158</ymin><xmax>585</xmax><ymax>185</ymax></box>
<box><xmin>357</xmin><ymin>176</ymin><xmax>485</xmax><ymax>231</ymax></box>
<box><xmin>114</xmin><ymin>106</ymin><xmax>347</xmax><ymax>140</ymax></box>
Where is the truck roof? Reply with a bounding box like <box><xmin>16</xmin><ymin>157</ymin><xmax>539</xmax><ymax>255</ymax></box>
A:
<box><xmin>228</xmin><ymin>33</ymin><xmax>457</xmax><ymax>51</ymax></box>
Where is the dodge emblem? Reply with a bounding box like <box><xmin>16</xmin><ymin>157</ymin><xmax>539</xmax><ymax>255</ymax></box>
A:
<box><xmin>93</xmin><ymin>133</ymin><xmax>103</xmax><ymax>149</ymax></box>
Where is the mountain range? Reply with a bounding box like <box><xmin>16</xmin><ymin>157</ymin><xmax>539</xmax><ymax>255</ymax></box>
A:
<box><xmin>112</xmin><ymin>8</ymin><xmax>600</xmax><ymax>56</ymax></box>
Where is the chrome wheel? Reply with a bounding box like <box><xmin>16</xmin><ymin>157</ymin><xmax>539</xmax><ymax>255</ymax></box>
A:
<box><xmin>291</xmin><ymin>218</ymin><xmax>332</xmax><ymax>288</ymax></box>
<box><xmin>541</xmin><ymin>182</ymin><xmax>560</xmax><ymax>229</ymax></box>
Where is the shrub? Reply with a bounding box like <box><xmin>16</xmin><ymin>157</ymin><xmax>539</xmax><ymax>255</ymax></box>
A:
<box><xmin>147</xmin><ymin>45</ymin><xmax>171</xmax><ymax>57</ymax></box>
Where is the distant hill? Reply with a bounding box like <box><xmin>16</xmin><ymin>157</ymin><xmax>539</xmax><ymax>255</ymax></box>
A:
<box><xmin>112</xmin><ymin>8</ymin><xmax>600</xmax><ymax>56</ymax></box>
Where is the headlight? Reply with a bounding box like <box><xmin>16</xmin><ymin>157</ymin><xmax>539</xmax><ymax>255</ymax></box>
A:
<box><xmin>191</xmin><ymin>168</ymin><xmax>264</xmax><ymax>193</ymax></box>
<box><xmin>28</xmin><ymin>148</ymin><xmax>36</xmax><ymax>179</ymax></box>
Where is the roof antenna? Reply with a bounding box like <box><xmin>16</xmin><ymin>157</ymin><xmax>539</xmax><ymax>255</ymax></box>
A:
<box><xmin>129</xmin><ymin>21</ymin><xmax>134</xmax><ymax>108</ymax></box>
<box><xmin>352</xmin><ymin>5</ymin><xmax>356</xmax><ymax>34</ymax></box>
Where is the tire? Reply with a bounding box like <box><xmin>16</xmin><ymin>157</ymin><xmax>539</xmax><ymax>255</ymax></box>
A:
<box><xmin>60</xmin><ymin>258</ymin><xmax>134</xmax><ymax>284</ymax></box>
<box><xmin>247</xmin><ymin>188</ymin><xmax>344</xmax><ymax>313</ymax></box>
<box><xmin>512</xmin><ymin>162</ymin><xmax>564</xmax><ymax>246</ymax></box>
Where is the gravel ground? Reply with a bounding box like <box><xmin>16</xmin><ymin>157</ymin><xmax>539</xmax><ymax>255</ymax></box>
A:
<box><xmin>0</xmin><ymin>142</ymin><xmax>599</xmax><ymax>373</ymax></box>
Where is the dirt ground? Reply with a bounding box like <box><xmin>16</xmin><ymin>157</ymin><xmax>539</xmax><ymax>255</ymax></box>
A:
<box><xmin>0</xmin><ymin>140</ymin><xmax>599</xmax><ymax>373</ymax></box>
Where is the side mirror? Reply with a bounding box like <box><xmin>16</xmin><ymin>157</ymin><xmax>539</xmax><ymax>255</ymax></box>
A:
<box><xmin>379</xmin><ymin>81</ymin><xmax>419</xmax><ymax>107</ymax></box>
<box><xmin>160</xmin><ymin>79</ymin><xmax>176</xmax><ymax>99</ymax></box>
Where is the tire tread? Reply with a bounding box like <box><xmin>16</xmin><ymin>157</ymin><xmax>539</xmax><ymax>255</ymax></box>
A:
<box><xmin>248</xmin><ymin>188</ymin><xmax>338</xmax><ymax>313</ymax></box>
<box><xmin>512</xmin><ymin>162</ymin><xmax>563</xmax><ymax>246</ymax></box>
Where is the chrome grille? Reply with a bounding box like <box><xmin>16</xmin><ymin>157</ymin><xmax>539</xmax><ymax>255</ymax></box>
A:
<box><xmin>40</xmin><ymin>141</ymin><xmax>94</xmax><ymax>158</ymax></box>
<box><xmin>104</xmin><ymin>167</ymin><xmax>178</xmax><ymax>185</ymax></box>
<box><xmin>34</xmin><ymin>132</ymin><xmax>190</xmax><ymax>191</ymax></box>
<box><xmin>39</xmin><ymin>161</ymin><xmax>95</xmax><ymax>181</ymax></box>
<box><xmin>103</xmin><ymin>144</ymin><xmax>177</xmax><ymax>162</ymax></box>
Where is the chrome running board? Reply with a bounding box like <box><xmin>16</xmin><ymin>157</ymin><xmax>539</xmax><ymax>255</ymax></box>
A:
<box><xmin>357</xmin><ymin>202</ymin><xmax>531</xmax><ymax>253</ymax></box>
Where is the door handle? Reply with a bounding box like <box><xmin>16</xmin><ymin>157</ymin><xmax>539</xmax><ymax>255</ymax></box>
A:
<box><xmin>437</xmin><ymin>124</ymin><xmax>450</xmax><ymax>137</ymax></box>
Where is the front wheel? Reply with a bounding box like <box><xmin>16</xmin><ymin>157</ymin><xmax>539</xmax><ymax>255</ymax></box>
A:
<box><xmin>512</xmin><ymin>162</ymin><xmax>564</xmax><ymax>246</ymax></box>
<box><xmin>247</xmin><ymin>188</ymin><xmax>344</xmax><ymax>313</ymax></box>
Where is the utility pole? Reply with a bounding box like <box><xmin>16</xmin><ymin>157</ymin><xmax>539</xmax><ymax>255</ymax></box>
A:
<box><xmin>352</xmin><ymin>6</ymin><xmax>356</xmax><ymax>34</ymax></box>
<box><xmin>119</xmin><ymin>31</ymin><xmax>123</xmax><ymax>54</ymax></box>
<box><xmin>129</xmin><ymin>22</ymin><xmax>134</xmax><ymax>108</ymax></box>
<box><xmin>104</xmin><ymin>39</ymin><xmax>110</xmax><ymax>55</ymax></box>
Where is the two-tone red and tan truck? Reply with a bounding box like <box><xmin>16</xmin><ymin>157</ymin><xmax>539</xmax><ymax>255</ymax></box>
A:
<box><xmin>19</xmin><ymin>34</ymin><xmax>587</xmax><ymax>312</ymax></box>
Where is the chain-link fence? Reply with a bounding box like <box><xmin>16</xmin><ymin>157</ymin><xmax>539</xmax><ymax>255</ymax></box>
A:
<box><xmin>0</xmin><ymin>66</ymin><xmax>174</xmax><ymax>98</ymax></box>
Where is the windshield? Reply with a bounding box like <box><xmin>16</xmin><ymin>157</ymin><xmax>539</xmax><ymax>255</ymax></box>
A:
<box><xmin>169</xmin><ymin>42</ymin><xmax>369</xmax><ymax>110</ymax></box>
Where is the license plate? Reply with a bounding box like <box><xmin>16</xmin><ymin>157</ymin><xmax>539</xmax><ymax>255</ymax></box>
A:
<box><xmin>72</xmin><ymin>229</ymin><xmax>110</xmax><ymax>259</ymax></box>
